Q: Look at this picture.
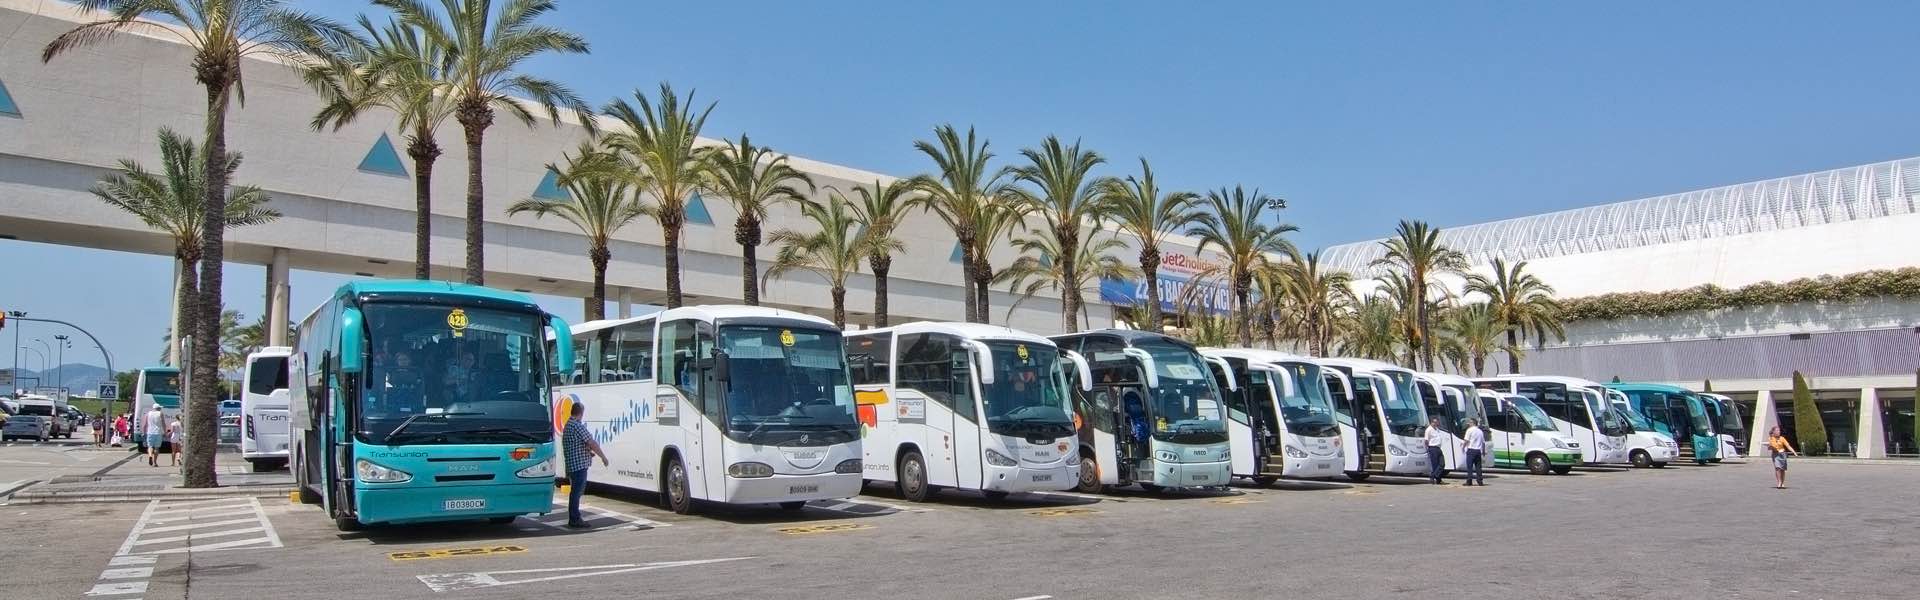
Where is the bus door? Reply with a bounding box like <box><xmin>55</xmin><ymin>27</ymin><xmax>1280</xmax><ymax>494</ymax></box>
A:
<box><xmin>954</xmin><ymin>340</ymin><xmax>987</xmax><ymax>491</ymax></box>
<box><xmin>1416</xmin><ymin>378</ymin><xmax>1459</xmax><ymax>468</ymax></box>
<box><xmin>1206</xmin><ymin>358</ymin><xmax>1257</xmax><ymax>476</ymax></box>
<box><xmin>1324</xmin><ymin>370</ymin><xmax>1364</xmax><ymax>473</ymax></box>
<box><xmin>1249</xmin><ymin>365</ymin><xmax>1291</xmax><ymax>473</ymax></box>
<box><xmin>1351</xmin><ymin>374</ymin><xmax>1388</xmax><ymax>460</ymax></box>
<box><xmin>1082</xmin><ymin>346</ymin><xmax>1147</xmax><ymax>478</ymax></box>
<box><xmin>657</xmin><ymin>319</ymin><xmax>716</xmax><ymax>500</ymax></box>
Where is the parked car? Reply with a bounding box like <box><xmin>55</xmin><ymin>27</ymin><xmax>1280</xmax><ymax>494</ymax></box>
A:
<box><xmin>3</xmin><ymin>395</ymin><xmax>66</xmax><ymax>441</ymax></box>
<box><xmin>218</xmin><ymin>400</ymin><xmax>242</xmax><ymax>445</ymax></box>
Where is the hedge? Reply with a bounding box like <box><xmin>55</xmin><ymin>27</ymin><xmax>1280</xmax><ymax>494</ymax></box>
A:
<box><xmin>1558</xmin><ymin>267</ymin><xmax>1920</xmax><ymax>322</ymax></box>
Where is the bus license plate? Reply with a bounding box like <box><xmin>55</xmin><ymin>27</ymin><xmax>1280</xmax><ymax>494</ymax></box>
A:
<box><xmin>789</xmin><ymin>485</ymin><xmax>819</xmax><ymax>494</ymax></box>
<box><xmin>444</xmin><ymin>499</ymin><xmax>487</xmax><ymax>511</ymax></box>
<box><xmin>1032</xmin><ymin>474</ymin><xmax>1053</xmax><ymax>482</ymax></box>
<box><xmin>1190</xmin><ymin>474</ymin><xmax>1210</xmax><ymax>482</ymax></box>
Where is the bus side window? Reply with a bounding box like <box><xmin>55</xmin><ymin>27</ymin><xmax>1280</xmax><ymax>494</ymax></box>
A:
<box><xmin>612</xmin><ymin>321</ymin><xmax>654</xmax><ymax>382</ymax></box>
<box><xmin>658</xmin><ymin>320</ymin><xmax>699</xmax><ymax>404</ymax></box>
<box><xmin>846</xmin><ymin>335</ymin><xmax>891</xmax><ymax>386</ymax></box>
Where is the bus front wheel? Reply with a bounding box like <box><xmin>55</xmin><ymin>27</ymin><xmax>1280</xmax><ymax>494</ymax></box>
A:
<box><xmin>896</xmin><ymin>451</ymin><xmax>931</xmax><ymax>502</ymax></box>
<box><xmin>1551</xmin><ymin>465</ymin><xmax>1574</xmax><ymax>475</ymax></box>
<box><xmin>778</xmin><ymin>501</ymin><xmax>807</xmax><ymax>511</ymax></box>
<box><xmin>1630</xmin><ymin>450</ymin><xmax>1652</xmax><ymax>468</ymax></box>
<box><xmin>1138</xmin><ymin>483</ymin><xmax>1166</xmax><ymax>493</ymax></box>
<box><xmin>333</xmin><ymin>512</ymin><xmax>362</xmax><ymax>532</ymax></box>
<box><xmin>1345</xmin><ymin>471</ymin><xmax>1370</xmax><ymax>482</ymax></box>
<box><xmin>1526</xmin><ymin>454</ymin><xmax>1552</xmax><ymax>475</ymax></box>
<box><xmin>1075</xmin><ymin>456</ymin><xmax>1105</xmax><ymax>494</ymax></box>
<box><xmin>663</xmin><ymin>458</ymin><xmax>695</xmax><ymax>515</ymax></box>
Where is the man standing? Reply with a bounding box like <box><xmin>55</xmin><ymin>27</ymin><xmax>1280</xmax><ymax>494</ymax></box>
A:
<box><xmin>143</xmin><ymin>404</ymin><xmax>165</xmax><ymax>467</ymax></box>
<box><xmin>561</xmin><ymin>402</ymin><xmax>608</xmax><ymax>529</ymax></box>
<box><xmin>1462</xmin><ymin>418</ymin><xmax>1487</xmax><ymax>486</ymax></box>
<box><xmin>1423</xmin><ymin>416</ymin><xmax>1447</xmax><ymax>485</ymax></box>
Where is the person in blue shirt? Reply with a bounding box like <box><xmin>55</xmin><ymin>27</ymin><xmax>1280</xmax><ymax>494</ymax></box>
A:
<box><xmin>561</xmin><ymin>402</ymin><xmax>609</xmax><ymax>529</ymax></box>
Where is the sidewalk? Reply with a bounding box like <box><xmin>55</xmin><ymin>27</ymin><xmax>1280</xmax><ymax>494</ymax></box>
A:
<box><xmin>8</xmin><ymin>447</ymin><xmax>295</xmax><ymax>504</ymax></box>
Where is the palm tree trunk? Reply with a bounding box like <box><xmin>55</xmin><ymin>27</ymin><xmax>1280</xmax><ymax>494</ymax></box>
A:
<box><xmin>1504</xmin><ymin>326</ymin><xmax>1520</xmax><ymax>374</ymax></box>
<box><xmin>736</xmin><ymin>216</ymin><xmax>760</xmax><ymax>306</ymax></box>
<box><xmin>870</xmin><ymin>256</ymin><xmax>891</xmax><ymax>328</ymax></box>
<box><xmin>664</xmin><ymin>212</ymin><xmax>683</xmax><ymax>309</ymax></box>
<box><xmin>1059</xmin><ymin>229</ymin><xmax>1079</xmax><ymax>333</ymax></box>
<box><xmin>457</xmin><ymin>102</ymin><xmax>493</xmax><ymax>285</ymax></box>
<box><xmin>973</xmin><ymin>257</ymin><xmax>993</xmax><ymax>325</ymax></box>
<box><xmin>1234</xmin><ymin>278</ymin><xmax>1253</xmax><ymax>347</ymax></box>
<box><xmin>831</xmin><ymin>286</ymin><xmax>846</xmax><ymax>329</ymax></box>
<box><xmin>1140</xmin><ymin>247</ymin><xmax>1162</xmax><ymax>330</ymax></box>
<box><xmin>957</xmin><ymin>232</ymin><xmax>978</xmax><ymax>323</ymax></box>
<box><xmin>408</xmin><ymin>134</ymin><xmax>441</xmax><ymax>280</ymax></box>
<box><xmin>170</xmin><ymin>252</ymin><xmax>198</xmax><ymax>368</ymax></box>
<box><xmin>589</xmin><ymin>244</ymin><xmax>610</xmax><ymax>321</ymax></box>
<box><xmin>184</xmin><ymin>73</ymin><xmax>232</xmax><ymax>489</ymax></box>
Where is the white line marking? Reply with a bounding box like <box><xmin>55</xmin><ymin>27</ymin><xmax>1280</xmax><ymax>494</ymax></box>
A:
<box><xmin>147</xmin><ymin>503</ymin><xmax>253</xmax><ymax>518</ymax></box>
<box><xmin>83</xmin><ymin>581</ymin><xmax>147</xmax><ymax>596</ymax></box>
<box><xmin>1010</xmin><ymin>596</ymin><xmax>1054</xmax><ymax>600</ymax></box>
<box><xmin>154</xmin><ymin>496</ymin><xmax>251</xmax><ymax>508</ymax></box>
<box><xmin>249</xmin><ymin>497</ymin><xmax>283</xmax><ymax>550</ymax></box>
<box><xmin>147</xmin><ymin>536</ymin><xmax>277</xmax><ymax>554</ymax></box>
<box><xmin>132</xmin><ymin>526</ymin><xmax>265</xmax><ymax>546</ymax></box>
<box><xmin>98</xmin><ymin>567</ymin><xmax>153</xmax><ymax>580</ymax></box>
<box><xmin>138</xmin><ymin>516</ymin><xmax>259</xmax><ymax>534</ymax></box>
<box><xmin>107</xmin><ymin>555</ymin><xmax>156</xmax><ymax>566</ymax></box>
<box><xmin>416</xmin><ymin>557</ymin><xmax>756</xmax><ymax>593</ymax></box>
<box><xmin>115</xmin><ymin>501</ymin><xmax>162</xmax><ymax>556</ymax></box>
<box><xmin>817</xmin><ymin>501</ymin><xmax>857</xmax><ymax>511</ymax></box>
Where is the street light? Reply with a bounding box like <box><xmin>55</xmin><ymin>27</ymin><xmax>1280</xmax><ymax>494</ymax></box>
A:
<box><xmin>54</xmin><ymin>334</ymin><xmax>69</xmax><ymax>393</ymax></box>
<box><xmin>18</xmin><ymin>346</ymin><xmax>44</xmax><ymax>387</ymax></box>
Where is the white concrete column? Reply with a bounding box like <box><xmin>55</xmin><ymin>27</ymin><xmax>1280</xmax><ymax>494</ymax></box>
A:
<box><xmin>267</xmin><ymin>248</ymin><xmax>291</xmax><ymax>347</ymax></box>
<box><xmin>1857</xmin><ymin>388</ymin><xmax>1886</xmax><ymax>459</ymax></box>
<box><xmin>166</xmin><ymin>258</ymin><xmax>183</xmax><ymax>366</ymax></box>
<box><xmin>1750</xmin><ymin>389</ymin><xmax>1778</xmax><ymax>454</ymax></box>
<box><xmin>617</xmin><ymin>288</ymin><xmax>633</xmax><ymax>319</ymax></box>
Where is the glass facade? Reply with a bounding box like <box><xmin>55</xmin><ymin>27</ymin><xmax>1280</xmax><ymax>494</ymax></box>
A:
<box><xmin>1884</xmin><ymin>397</ymin><xmax>1917</xmax><ymax>457</ymax></box>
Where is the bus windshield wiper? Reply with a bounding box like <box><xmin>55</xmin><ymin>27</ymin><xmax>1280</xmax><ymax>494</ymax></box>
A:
<box><xmin>440</xmin><ymin>427</ymin><xmax>544</xmax><ymax>443</ymax></box>
<box><xmin>385</xmin><ymin>412</ymin><xmax>482</xmax><ymax>440</ymax></box>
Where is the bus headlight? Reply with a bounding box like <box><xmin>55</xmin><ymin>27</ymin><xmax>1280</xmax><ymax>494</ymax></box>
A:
<box><xmin>1387</xmin><ymin>445</ymin><xmax>1408</xmax><ymax>456</ymax></box>
<box><xmin>1284</xmin><ymin>446</ymin><xmax>1308</xmax><ymax>459</ymax></box>
<box><xmin>727</xmin><ymin>462</ymin><xmax>774</xmax><ymax>478</ymax></box>
<box><xmin>355</xmin><ymin>460</ymin><xmax>412</xmax><ymax>484</ymax></box>
<box><xmin>1551</xmin><ymin>439</ymin><xmax>1571</xmax><ymax>450</ymax></box>
<box><xmin>515</xmin><ymin>458</ymin><xmax>554</xmax><ymax>479</ymax></box>
<box><xmin>1155</xmin><ymin>450</ymin><xmax>1179</xmax><ymax>463</ymax></box>
<box><xmin>983</xmin><ymin>449</ymin><xmax>1018</xmax><ymax>467</ymax></box>
<box><xmin>834</xmin><ymin>459</ymin><xmax>862</xmax><ymax>474</ymax></box>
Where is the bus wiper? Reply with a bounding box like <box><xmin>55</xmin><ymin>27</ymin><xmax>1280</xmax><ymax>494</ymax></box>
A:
<box><xmin>385</xmin><ymin>412</ymin><xmax>482</xmax><ymax>440</ymax></box>
<box><xmin>441</xmin><ymin>427</ymin><xmax>544</xmax><ymax>443</ymax></box>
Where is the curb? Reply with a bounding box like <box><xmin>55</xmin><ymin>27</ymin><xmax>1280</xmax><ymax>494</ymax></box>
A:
<box><xmin>10</xmin><ymin>485</ymin><xmax>297</xmax><ymax>504</ymax></box>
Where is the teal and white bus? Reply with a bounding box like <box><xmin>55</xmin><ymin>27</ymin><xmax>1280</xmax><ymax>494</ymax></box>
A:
<box><xmin>131</xmin><ymin>366</ymin><xmax>182</xmax><ymax>451</ymax></box>
<box><xmin>552</xmin><ymin>306</ymin><xmax>863</xmax><ymax>514</ymax></box>
<box><xmin>289</xmin><ymin>281</ymin><xmax>573</xmax><ymax>530</ymax></box>
<box><xmin>1603</xmin><ymin>388</ymin><xmax>1679</xmax><ymax>468</ymax></box>
<box><xmin>1050</xmin><ymin>330</ymin><xmax>1231</xmax><ymax>493</ymax></box>
<box><xmin>1606</xmin><ymin>382</ymin><xmax>1719</xmax><ymax>464</ymax></box>
<box><xmin>1701</xmin><ymin>393</ymin><xmax>1746</xmax><ymax>461</ymax></box>
<box><xmin>1199</xmin><ymin>348</ymin><xmax>1344</xmax><ymax>483</ymax></box>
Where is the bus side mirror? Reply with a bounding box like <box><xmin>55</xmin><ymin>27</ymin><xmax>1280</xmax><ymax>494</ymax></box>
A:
<box><xmin>1205</xmin><ymin>356</ymin><xmax>1237</xmax><ymax>392</ymax></box>
<box><xmin>968</xmin><ymin>341</ymin><xmax>994</xmax><ymax>385</ymax></box>
<box><xmin>339</xmin><ymin>307</ymin><xmax>365</xmax><ymax>373</ymax></box>
<box><xmin>1064</xmin><ymin>350</ymin><xmax>1093</xmax><ymax>392</ymax></box>
<box><xmin>711</xmin><ymin>350</ymin><xmax>731</xmax><ymax>383</ymax></box>
<box><xmin>548</xmin><ymin>315</ymin><xmax>574</xmax><ymax>380</ymax></box>
<box><xmin>1122</xmin><ymin>348</ymin><xmax>1159</xmax><ymax>388</ymax></box>
<box><xmin>1259</xmin><ymin>365</ymin><xmax>1296</xmax><ymax>398</ymax></box>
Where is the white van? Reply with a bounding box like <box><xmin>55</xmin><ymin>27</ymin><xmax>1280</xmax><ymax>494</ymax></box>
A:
<box><xmin>240</xmin><ymin>347</ymin><xmax>293</xmax><ymax>471</ymax></box>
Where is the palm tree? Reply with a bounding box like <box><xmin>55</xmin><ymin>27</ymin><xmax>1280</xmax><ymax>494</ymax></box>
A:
<box><xmin>309</xmin><ymin>17</ymin><xmax>457</xmax><ymax>280</ymax></box>
<box><xmin>45</xmin><ymin>0</ymin><xmax>350</xmax><ymax>489</ymax></box>
<box><xmin>601</xmin><ymin>83</ymin><xmax>714</xmax><ymax>309</ymax></box>
<box><xmin>848</xmin><ymin>179</ymin><xmax>918</xmax><ymax>327</ymax></box>
<box><xmin>1180</xmin><ymin>312</ymin><xmax>1236</xmax><ymax>348</ymax></box>
<box><xmin>1436</xmin><ymin>303</ymin><xmax>1503</xmax><ymax>376</ymax></box>
<box><xmin>765</xmin><ymin>192</ymin><xmax>875</xmax><ymax>328</ymax></box>
<box><xmin>1340</xmin><ymin>295</ymin><xmax>1403</xmax><ymax>361</ymax></box>
<box><xmin>1277</xmin><ymin>251</ymin><xmax>1354</xmax><ymax>357</ymax></box>
<box><xmin>1464</xmin><ymin>257</ymin><xmax>1565</xmax><ymax>374</ymax></box>
<box><xmin>1371</xmin><ymin>220</ymin><xmax>1467</xmax><ymax>372</ymax></box>
<box><xmin>378</xmin><ymin>0</ymin><xmax>595</xmax><ymax>285</ymax></box>
<box><xmin>910</xmin><ymin>125</ymin><xmax>1011</xmax><ymax>323</ymax></box>
<box><xmin>1099</xmin><ymin>158</ymin><xmax>1200</xmax><ymax>330</ymax></box>
<box><xmin>506</xmin><ymin>144</ymin><xmax>643</xmax><ymax>321</ymax></box>
<box><xmin>703</xmin><ymin>135</ymin><xmax>814</xmax><ymax>306</ymax></box>
<box><xmin>1008</xmin><ymin>136</ymin><xmax>1108</xmax><ymax>332</ymax></box>
<box><xmin>1376</xmin><ymin>270</ymin><xmax>1423</xmax><ymax>367</ymax></box>
<box><xmin>1185</xmin><ymin>186</ymin><xmax>1298</xmax><ymax>347</ymax></box>
<box><xmin>995</xmin><ymin>234</ymin><xmax>1141</xmax><ymax>328</ymax></box>
<box><xmin>966</xmin><ymin>199</ymin><xmax>1030</xmax><ymax>324</ymax></box>
<box><xmin>92</xmin><ymin>129</ymin><xmax>277</xmax><ymax>369</ymax></box>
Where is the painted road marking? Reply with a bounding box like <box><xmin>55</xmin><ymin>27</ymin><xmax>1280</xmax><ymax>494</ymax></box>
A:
<box><xmin>1010</xmin><ymin>596</ymin><xmax>1055</xmax><ymax>600</ymax></box>
<box><xmin>1208</xmin><ymin>497</ymin><xmax>1264</xmax><ymax>505</ymax></box>
<box><xmin>775</xmin><ymin>522</ymin><xmax>875</xmax><ymax>535</ymax></box>
<box><xmin>98</xmin><ymin>567</ymin><xmax>154</xmax><ymax>579</ymax></box>
<box><xmin>117</xmin><ymin>497</ymin><xmax>282</xmax><ymax>556</ymax></box>
<box><xmin>416</xmin><ymin>557</ymin><xmax>757</xmax><ymax>593</ymax></box>
<box><xmin>389</xmin><ymin>545</ymin><xmax>529</xmax><ymax>561</ymax></box>
<box><xmin>1341</xmin><ymin>489</ymin><xmax>1380</xmax><ymax>496</ymax></box>
<box><xmin>530</xmin><ymin>502</ymin><xmax>668</xmax><ymax>531</ymax></box>
<box><xmin>808</xmin><ymin>497</ymin><xmax>932</xmax><ymax>514</ymax></box>
<box><xmin>83</xmin><ymin>581</ymin><xmax>147</xmax><ymax>596</ymax></box>
<box><xmin>1026</xmin><ymin>507</ymin><xmax>1101</xmax><ymax>517</ymax></box>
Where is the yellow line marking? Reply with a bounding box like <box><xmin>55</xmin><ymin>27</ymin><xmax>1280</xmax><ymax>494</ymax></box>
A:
<box><xmin>1208</xmin><ymin>497</ymin><xmax>1264</xmax><ymax>505</ymax></box>
<box><xmin>1341</xmin><ymin>489</ymin><xmax>1380</xmax><ymax>496</ymax></box>
<box><xmin>775</xmin><ymin>523</ymin><xmax>874</xmax><ymax>536</ymax></box>
<box><xmin>1026</xmin><ymin>507</ymin><xmax>1102</xmax><ymax>517</ymax></box>
<box><xmin>388</xmin><ymin>545</ymin><xmax>528</xmax><ymax>561</ymax></box>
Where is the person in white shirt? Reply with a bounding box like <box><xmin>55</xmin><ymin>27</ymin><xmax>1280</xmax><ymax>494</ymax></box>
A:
<box><xmin>1423</xmin><ymin>417</ymin><xmax>1448</xmax><ymax>484</ymax></box>
<box><xmin>1462</xmin><ymin>418</ymin><xmax>1487</xmax><ymax>486</ymax></box>
<box><xmin>143</xmin><ymin>406</ymin><xmax>165</xmax><ymax>467</ymax></box>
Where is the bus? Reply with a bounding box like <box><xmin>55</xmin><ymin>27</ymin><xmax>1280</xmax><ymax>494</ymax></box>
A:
<box><xmin>1473</xmin><ymin>389</ymin><xmax>1580</xmax><ymax>474</ymax></box>
<box><xmin>1603</xmin><ymin>388</ymin><xmax>1678</xmax><ymax>468</ymax></box>
<box><xmin>552</xmin><ymin>306</ymin><xmax>862</xmax><ymax>514</ymax></box>
<box><xmin>1473</xmin><ymin>376</ymin><xmax>1631</xmax><ymax>466</ymax></box>
<box><xmin>132</xmin><ymin>366</ymin><xmax>182</xmax><ymax>451</ymax></box>
<box><xmin>1199</xmin><ymin>348</ymin><xmax>1343</xmax><ymax>483</ymax></box>
<box><xmin>1414</xmin><ymin>372</ymin><xmax>1489</xmax><ymax>476</ymax></box>
<box><xmin>846</xmin><ymin>322</ymin><xmax>1081</xmax><ymax>501</ymax></box>
<box><xmin>1050</xmin><ymin>330</ymin><xmax>1231</xmax><ymax>493</ymax></box>
<box><xmin>1605</xmin><ymin>383</ymin><xmax>1718</xmax><ymax>464</ymax></box>
<box><xmin>241</xmin><ymin>347</ymin><xmax>293</xmax><ymax>472</ymax></box>
<box><xmin>289</xmin><ymin>281</ymin><xmax>573</xmax><ymax>531</ymax></box>
<box><xmin>1315</xmin><ymin>357</ymin><xmax>1429</xmax><ymax>481</ymax></box>
<box><xmin>1700</xmin><ymin>393</ymin><xmax>1746</xmax><ymax>461</ymax></box>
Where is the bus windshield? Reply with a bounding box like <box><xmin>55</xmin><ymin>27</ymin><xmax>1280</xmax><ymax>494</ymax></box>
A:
<box><xmin>360</xmin><ymin>303</ymin><xmax>551</xmax><ymax>446</ymax></box>
<box><xmin>718</xmin><ymin>325</ymin><xmax>857</xmax><ymax>446</ymax></box>
<box><xmin>1509</xmin><ymin>395</ymin><xmax>1557</xmax><ymax>432</ymax></box>
<box><xmin>1682</xmin><ymin>394</ymin><xmax>1715</xmax><ymax>437</ymax></box>
<box><xmin>1614</xmin><ymin>401</ymin><xmax>1654</xmax><ymax>432</ymax></box>
<box><xmin>1711</xmin><ymin>398</ymin><xmax>1745</xmax><ymax>436</ymax></box>
<box><xmin>144</xmin><ymin>370</ymin><xmax>181</xmax><ymax>399</ymax></box>
<box><xmin>1274</xmin><ymin>362</ymin><xmax>1338</xmax><ymax>438</ymax></box>
<box><xmin>1138</xmin><ymin>341</ymin><xmax>1226</xmax><ymax>444</ymax></box>
<box><xmin>1583</xmin><ymin>389</ymin><xmax>1631</xmax><ymax>435</ymax></box>
<box><xmin>979</xmin><ymin>341</ymin><xmax>1074</xmax><ymax>440</ymax></box>
<box><xmin>1379</xmin><ymin>371</ymin><xmax>1427</xmax><ymax>437</ymax></box>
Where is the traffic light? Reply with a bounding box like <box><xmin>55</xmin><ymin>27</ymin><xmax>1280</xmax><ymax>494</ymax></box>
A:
<box><xmin>1</xmin><ymin>310</ymin><xmax>7</xmax><ymax>331</ymax></box>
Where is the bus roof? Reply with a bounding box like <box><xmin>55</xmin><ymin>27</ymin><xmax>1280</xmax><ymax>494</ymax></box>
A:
<box><xmin>332</xmin><ymin>279</ymin><xmax>541</xmax><ymax>310</ymax></box>
<box><xmin>1198</xmin><ymin>347</ymin><xmax>1310</xmax><ymax>365</ymax></box>
<box><xmin>1420</xmin><ymin>372</ymin><xmax>1476</xmax><ymax>387</ymax></box>
<box><xmin>140</xmin><ymin>366</ymin><xmax>180</xmax><ymax>374</ymax></box>
<box><xmin>1049</xmin><ymin>328</ymin><xmax>1195</xmax><ymax>347</ymax></box>
<box><xmin>1606</xmin><ymin>382</ymin><xmax>1695</xmax><ymax>394</ymax></box>
<box><xmin>854</xmin><ymin>322</ymin><xmax>1056</xmax><ymax>346</ymax></box>
<box><xmin>247</xmin><ymin>346</ymin><xmax>292</xmax><ymax>359</ymax></box>
<box><xmin>1316</xmin><ymin>357</ymin><xmax>1411</xmax><ymax>373</ymax></box>
<box><xmin>1476</xmin><ymin>374</ymin><xmax>1605</xmax><ymax>388</ymax></box>
<box><xmin>568</xmin><ymin>305</ymin><xmax>835</xmax><ymax>335</ymax></box>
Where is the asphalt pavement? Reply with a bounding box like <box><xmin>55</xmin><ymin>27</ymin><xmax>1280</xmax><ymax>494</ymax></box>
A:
<box><xmin>2</xmin><ymin>456</ymin><xmax>1916</xmax><ymax>599</ymax></box>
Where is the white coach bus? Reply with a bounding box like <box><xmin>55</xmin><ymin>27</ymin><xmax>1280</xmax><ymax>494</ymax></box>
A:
<box><xmin>552</xmin><ymin>306</ymin><xmax>863</xmax><ymax>514</ymax></box>
<box><xmin>845</xmin><ymin>322</ymin><xmax>1082</xmax><ymax>502</ymax></box>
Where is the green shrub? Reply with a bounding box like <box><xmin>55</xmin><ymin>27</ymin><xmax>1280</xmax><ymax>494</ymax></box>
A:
<box><xmin>1559</xmin><ymin>267</ymin><xmax>1920</xmax><ymax>322</ymax></box>
<box><xmin>1790</xmin><ymin>371</ymin><xmax>1827</xmax><ymax>455</ymax></box>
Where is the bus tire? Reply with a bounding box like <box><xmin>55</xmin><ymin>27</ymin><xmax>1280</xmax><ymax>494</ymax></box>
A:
<box><xmin>778</xmin><ymin>501</ymin><xmax>807</xmax><ymax>511</ymax></box>
<box><xmin>1630</xmin><ymin>450</ymin><xmax>1652</xmax><ymax>468</ymax></box>
<box><xmin>1138</xmin><ymin>483</ymin><xmax>1165</xmax><ymax>493</ymax></box>
<box><xmin>896</xmin><ymin>451</ymin><xmax>931</xmax><ymax>503</ymax></box>
<box><xmin>333</xmin><ymin>512</ymin><xmax>362</xmax><ymax>532</ymax></box>
<box><xmin>1652</xmin><ymin>462</ymin><xmax>1668</xmax><ymax>468</ymax></box>
<box><xmin>1345</xmin><ymin>471</ymin><xmax>1370</xmax><ymax>482</ymax></box>
<box><xmin>1708</xmin><ymin>458</ymin><xmax>1723</xmax><ymax>464</ymax></box>
<box><xmin>1075</xmin><ymin>456</ymin><xmax>1105</xmax><ymax>494</ymax></box>
<box><xmin>663</xmin><ymin>457</ymin><xmax>695</xmax><ymax>515</ymax></box>
<box><xmin>488</xmin><ymin>516</ymin><xmax>517</xmax><ymax>524</ymax></box>
<box><xmin>1551</xmin><ymin>465</ymin><xmax>1574</xmax><ymax>475</ymax></box>
<box><xmin>981</xmin><ymin>490</ymin><xmax>1010</xmax><ymax>501</ymax></box>
<box><xmin>1252</xmin><ymin>476</ymin><xmax>1279</xmax><ymax>486</ymax></box>
<box><xmin>1526</xmin><ymin>454</ymin><xmax>1552</xmax><ymax>475</ymax></box>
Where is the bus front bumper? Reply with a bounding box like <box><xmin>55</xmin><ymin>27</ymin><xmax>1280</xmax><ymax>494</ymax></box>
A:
<box><xmin>724</xmin><ymin>472</ymin><xmax>863</xmax><ymax>505</ymax></box>
<box><xmin>1281</xmin><ymin>455</ymin><xmax>1343</xmax><ymax>479</ymax></box>
<box><xmin>354</xmin><ymin>480</ymin><xmax>553</xmax><ymax>525</ymax></box>
<box><xmin>982</xmin><ymin>462</ymin><xmax>1078</xmax><ymax>493</ymax></box>
<box><xmin>1148</xmin><ymin>459</ymin><xmax>1231</xmax><ymax>488</ymax></box>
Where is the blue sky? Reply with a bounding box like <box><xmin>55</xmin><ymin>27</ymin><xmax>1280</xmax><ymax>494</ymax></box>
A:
<box><xmin>7</xmin><ymin>0</ymin><xmax>1920</xmax><ymax>374</ymax></box>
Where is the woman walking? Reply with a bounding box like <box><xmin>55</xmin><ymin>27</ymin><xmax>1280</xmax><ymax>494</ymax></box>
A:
<box><xmin>1768</xmin><ymin>426</ymin><xmax>1798</xmax><ymax>489</ymax></box>
<box><xmin>167</xmin><ymin>415</ymin><xmax>184</xmax><ymax>467</ymax></box>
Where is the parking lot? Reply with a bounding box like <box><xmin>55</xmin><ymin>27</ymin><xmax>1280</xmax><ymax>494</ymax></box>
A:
<box><xmin>4</xmin><ymin>453</ymin><xmax>1917</xmax><ymax>600</ymax></box>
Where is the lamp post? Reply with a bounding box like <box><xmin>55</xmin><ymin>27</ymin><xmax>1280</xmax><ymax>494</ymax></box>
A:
<box><xmin>19</xmin><ymin>346</ymin><xmax>44</xmax><ymax>384</ymax></box>
<box><xmin>53</xmin><ymin>334</ymin><xmax>69</xmax><ymax>393</ymax></box>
